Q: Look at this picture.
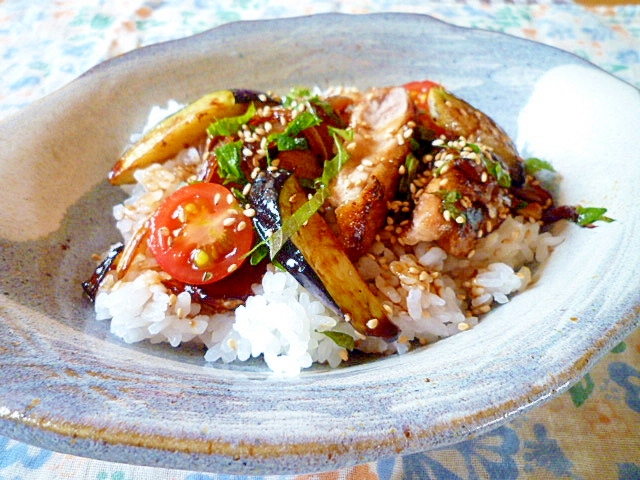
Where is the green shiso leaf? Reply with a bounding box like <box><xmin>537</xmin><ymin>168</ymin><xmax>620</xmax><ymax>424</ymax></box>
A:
<box><xmin>266</xmin><ymin>127</ymin><xmax>352</xmax><ymax>259</ymax></box>
<box><xmin>268</xmin><ymin>111</ymin><xmax>322</xmax><ymax>151</ymax></box>
<box><xmin>399</xmin><ymin>152</ymin><xmax>419</xmax><ymax>194</ymax></box>
<box><xmin>214</xmin><ymin>140</ymin><xmax>245</xmax><ymax>184</ymax></box>
<box><xmin>320</xmin><ymin>127</ymin><xmax>353</xmax><ymax>187</ymax></box>
<box><xmin>248</xmin><ymin>242</ymin><xmax>269</xmax><ymax>266</ymax></box>
<box><xmin>321</xmin><ymin>331</ymin><xmax>355</xmax><ymax>351</ymax></box>
<box><xmin>266</xmin><ymin>186</ymin><xmax>329</xmax><ymax>259</ymax></box>
<box><xmin>282</xmin><ymin>87</ymin><xmax>316</xmax><ymax>108</ymax></box>
<box><xmin>207</xmin><ymin>103</ymin><xmax>256</xmax><ymax>137</ymax></box>
<box><xmin>576</xmin><ymin>206</ymin><xmax>614</xmax><ymax>227</ymax></box>
<box><xmin>467</xmin><ymin>142</ymin><xmax>512</xmax><ymax>188</ymax></box>
<box><xmin>525</xmin><ymin>157</ymin><xmax>556</xmax><ymax>175</ymax></box>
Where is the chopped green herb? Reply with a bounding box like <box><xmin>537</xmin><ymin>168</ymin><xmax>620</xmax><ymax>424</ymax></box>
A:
<box><xmin>490</xmin><ymin>161</ymin><xmax>512</xmax><ymax>188</ymax></box>
<box><xmin>321</xmin><ymin>330</ymin><xmax>355</xmax><ymax>351</ymax></box>
<box><xmin>266</xmin><ymin>186</ymin><xmax>329</xmax><ymax>259</ymax></box>
<box><xmin>268</xmin><ymin>111</ymin><xmax>322</xmax><ymax>151</ymax></box>
<box><xmin>249</xmin><ymin>242</ymin><xmax>269</xmax><ymax>266</ymax></box>
<box><xmin>442</xmin><ymin>190</ymin><xmax>462</xmax><ymax>206</ymax></box>
<box><xmin>576</xmin><ymin>206</ymin><xmax>614</xmax><ymax>227</ymax></box>
<box><xmin>231</xmin><ymin>186</ymin><xmax>247</xmax><ymax>205</ymax></box>
<box><xmin>207</xmin><ymin>103</ymin><xmax>256</xmax><ymax>137</ymax></box>
<box><xmin>525</xmin><ymin>157</ymin><xmax>556</xmax><ymax>175</ymax></box>
<box><xmin>320</xmin><ymin>127</ymin><xmax>353</xmax><ymax>187</ymax></box>
<box><xmin>282</xmin><ymin>87</ymin><xmax>316</xmax><ymax>108</ymax></box>
<box><xmin>467</xmin><ymin>142</ymin><xmax>512</xmax><ymax>188</ymax></box>
<box><xmin>436</xmin><ymin>190</ymin><xmax>463</xmax><ymax>219</ymax></box>
<box><xmin>285</xmin><ymin>111</ymin><xmax>323</xmax><ymax>137</ymax></box>
<box><xmin>214</xmin><ymin>141</ymin><xmax>245</xmax><ymax>184</ymax></box>
<box><xmin>266</xmin><ymin>127</ymin><xmax>352</xmax><ymax>259</ymax></box>
<box><xmin>272</xmin><ymin>135</ymin><xmax>309</xmax><ymax>151</ymax></box>
<box><xmin>271</xmin><ymin>259</ymin><xmax>287</xmax><ymax>272</ymax></box>
<box><xmin>399</xmin><ymin>153</ymin><xmax>419</xmax><ymax>194</ymax></box>
<box><xmin>409</xmin><ymin>137</ymin><xmax>421</xmax><ymax>152</ymax></box>
<box><xmin>282</xmin><ymin>87</ymin><xmax>336</xmax><ymax>118</ymax></box>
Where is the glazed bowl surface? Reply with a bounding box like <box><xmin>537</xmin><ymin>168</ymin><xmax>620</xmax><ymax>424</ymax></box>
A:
<box><xmin>0</xmin><ymin>12</ymin><xmax>639</xmax><ymax>475</ymax></box>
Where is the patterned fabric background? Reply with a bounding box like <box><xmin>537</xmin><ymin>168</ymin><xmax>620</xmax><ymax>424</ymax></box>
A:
<box><xmin>1</xmin><ymin>1</ymin><xmax>639</xmax><ymax>479</ymax></box>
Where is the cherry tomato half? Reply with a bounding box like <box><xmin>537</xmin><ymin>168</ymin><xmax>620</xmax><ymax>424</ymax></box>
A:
<box><xmin>403</xmin><ymin>79</ymin><xmax>441</xmax><ymax>94</ymax></box>
<box><xmin>403</xmin><ymin>80</ymin><xmax>448</xmax><ymax>137</ymax></box>
<box><xmin>147</xmin><ymin>182</ymin><xmax>254</xmax><ymax>285</ymax></box>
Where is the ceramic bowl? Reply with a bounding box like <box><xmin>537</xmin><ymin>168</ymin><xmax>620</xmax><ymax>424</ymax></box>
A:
<box><xmin>0</xmin><ymin>13</ymin><xmax>638</xmax><ymax>475</ymax></box>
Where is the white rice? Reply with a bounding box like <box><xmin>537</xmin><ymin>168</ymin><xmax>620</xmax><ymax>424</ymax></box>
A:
<box><xmin>92</xmin><ymin>103</ymin><xmax>564</xmax><ymax>375</ymax></box>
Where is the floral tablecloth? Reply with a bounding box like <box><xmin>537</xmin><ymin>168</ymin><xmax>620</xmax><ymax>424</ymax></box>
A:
<box><xmin>1</xmin><ymin>1</ymin><xmax>638</xmax><ymax>479</ymax></box>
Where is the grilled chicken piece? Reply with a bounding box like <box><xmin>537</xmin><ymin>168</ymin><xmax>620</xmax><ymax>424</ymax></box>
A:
<box><xmin>328</xmin><ymin>87</ymin><xmax>413</xmax><ymax>258</ymax></box>
<box><xmin>403</xmin><ymin>148</ymin><xmax>509</xmax><ymax>258</ymax></box>
<box><xmin>406</xmin><ymin>83</ymin><xmax>525</xmax><ymax>187</ymax></box>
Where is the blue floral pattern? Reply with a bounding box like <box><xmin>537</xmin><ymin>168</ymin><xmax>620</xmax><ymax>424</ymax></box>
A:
<box><xmin>522</xmin><ymin>424</ymin><xmax>574</xmax><ymax>478</ymax></box>
<box><xmin>0</xmin><ymin>436</ymin><xmax>52</xmax><ymax>470</ymax></box>
<box><xmin>398</xmin><ymin>426</ymin><xmax>520</xmax><ymax>479</ymax></box>
<box><xmin>609</xmin><ymin>362</ymin><xmax>640</xmax><ymax>413</ymax></box>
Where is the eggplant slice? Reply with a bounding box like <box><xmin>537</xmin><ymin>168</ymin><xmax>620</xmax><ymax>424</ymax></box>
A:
<box><xmin>249</xmin><ymin>170</ymin><xmax>398</xmax><ymax>340</ymax></box>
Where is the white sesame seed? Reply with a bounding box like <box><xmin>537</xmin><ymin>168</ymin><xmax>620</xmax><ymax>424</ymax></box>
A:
<box><xmin>223</xmin><ymin>217</ymin><xmax>236</xmax><ymax>227</ymax></box>
<box><xmin>242</xmin><ymin>183</ymin><xmax>252</xmax><ymax>195</ymax></box>
<box><xmin>227</xmin><ymin>263</ymin><xmax>238</xmax><ymax>273</ymax></box>
<box><xmin>237</xmin><ymin>221</ymin><xmax>247</xmax><ymax>231</ymax></box>
<box><xmin>366</xmin><ymin>318</ymin><xmax>379</xmax><ymax>330</ymax></box>
<box><xmin>243</xmin><ymin>208</ymin><xmax>256</xmax><ymax>218</ymax></box>
<box><xmin>226</xmin><ymin>193</ymin><xmax>234</xmax><ymax>204</ymax></box>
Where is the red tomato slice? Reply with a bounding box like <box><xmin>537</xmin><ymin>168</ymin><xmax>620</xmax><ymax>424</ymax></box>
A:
<box><xmin>147</xmin><ymin>182</ymin><xmax>254</xmax><ymax>285</ymax></box>
<box><xmin>403</xmin><ymin>79</ymin><xmax>440</xmax><ymax>93</ymax></box>
<box><xmin>403</xmin><ymin>80</ymin><xmax>447</xmax><ymax>137</ymax></box>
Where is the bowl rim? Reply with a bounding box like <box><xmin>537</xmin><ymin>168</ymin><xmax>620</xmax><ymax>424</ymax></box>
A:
<box><xmin>1</xmin><ymin>11</ymin><xmax>639</xmax><ymax>475</ymax></box>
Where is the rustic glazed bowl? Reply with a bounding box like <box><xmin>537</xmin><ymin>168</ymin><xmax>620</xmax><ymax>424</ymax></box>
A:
<box><xmin>0</xmin><ymin>13</ymin><xmax>638</xmax><ymax>475</ymax></box>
